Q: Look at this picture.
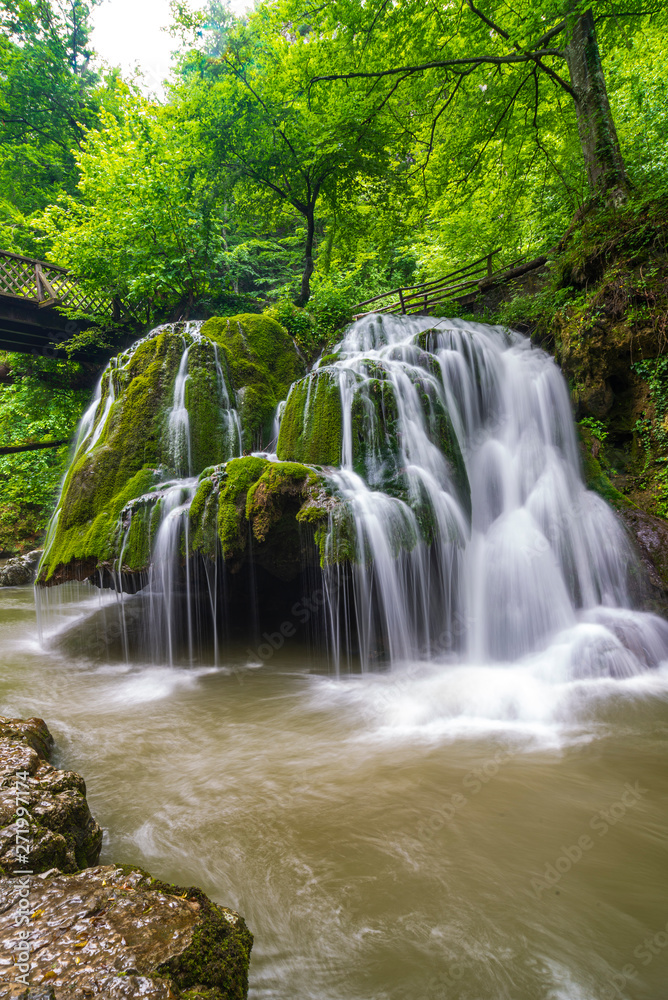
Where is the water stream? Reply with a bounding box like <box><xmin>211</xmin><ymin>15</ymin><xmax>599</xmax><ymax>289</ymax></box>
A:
<box><xmin>4</xmin><ymin>315</ymin><xmax>668</xmax><ymax>997</ymax></box>
<box><xmin>3</xmin><ymin>586</ymin><xmax>668</xmax><ymax>999</ymax></box>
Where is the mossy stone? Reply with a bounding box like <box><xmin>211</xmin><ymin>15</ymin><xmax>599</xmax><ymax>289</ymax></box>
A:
<box><xmin>202</xmin><ymin>314</ymin><xmax>303</xmax><ymax>451</ymax></box>
<box><xmin>40</xmin><ymin>316</ymin><xmax>304</xmax><ymax>583</ymax></box>
<box><xmin>216</xmin><ymin>457</ymin><xmax>270</xmax><ymax>559</ymax></box>
<box><xmin>277</xmin><ymin>368</ymin><xmax>343</xmax><ymax>466</ymax></box>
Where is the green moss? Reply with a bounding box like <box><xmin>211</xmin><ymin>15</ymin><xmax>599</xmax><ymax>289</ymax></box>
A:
<box><xmin>216</xmin><ymin>456</ymin><xmax>270</xmax><ymax>558</ymax></box>
<box><xmin>579</xmin><ymin>425</ymin><xmax>630</xmax><ymax>508</ymax></box>
<box><xmin>185</xmin><ymin>337</ymin><xmax>238</xmax><ymax>471</ymax></box>
<box><xmin>39</xmin><ymin>328</ymin><xmax>189</xmax><ymax>580</ymax></box>
<box><xmin>276</xmin><ymin>368</ymin><xmax>342</xmax><ymax>466</ymax></box>
<box><xmin>118</xmin><ymin>870</ymin><xmax>254</xmax><ymax>1000</ymax></box>
<box><xmin>246</xmin><ymin>462</ymin><xmax>317</xmax><ymax>542</ymax></box>
<box><xmin>158</xmin><ymin>890</ymin><xmax>253</xmax><ymax>1000</ymax></box>
<box><xmin>420</xmin><ymin>379</ymin><xmax>471</xmax><ymax>517</ymax></box>
<box><xmin>317</xmin><ymin>352</ymin><xmax>341</xmax><ymax>367</ymax></box>
<box><xmin>318</xmin><ymin>504</ymin><xmax>357</xmax><ymax>565</ymax></box>
<box><xmin>190</xmin><ymin>478</ymin><xmax>220</xmax><ymax>561</ymax></box>
<box><xmin>121</xmin><ymin>498</ymin><xmax>156</xmax><ymax>571</ymax></box>
<box><xmin>188</xmin><ymin>457</ymin><xmax>341</xmax><ymax>575</ymax></box>
<box><xmin>350</xmin><ymin>376</ymin><xmax>400</xmax><ymax>483</ymax></box>
<box><xmin>39</xmin><ymin>315</ymin><xmax>306</xmax><ymax>582</ymax></box>
<box><xmin>202</xmin><ymin>314</ymin><xmax>303</xmax><ymax>451</ymax></box>
<box><xmin>42</xmin><ymin>466</ymin><xmax>159</xmax><ymax>578</ymax></box>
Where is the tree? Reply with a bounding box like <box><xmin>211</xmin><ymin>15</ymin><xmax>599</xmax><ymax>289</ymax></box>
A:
<box><xmin>308</xmin><ymin>0</ymin><xmax>666</xmax><ymax>207</ymax></box>
<box><xmin>40</xmin><ymin>95</ymin><xmax>243</xmax><ymax>322</ymax></box>
<box><xmin>0</xmin><ymin>351</ymin><xmax>90</xmax><ymax>554</ymax></box>
<box><xmin>0</xmin><ymin>0</ymin><xmax>106</xmax><ymax>251</ymax></box>
<box><xmin>175</xmin><ymin>10</ymin><xmax>404</xmax><ymax>303</ymax></box>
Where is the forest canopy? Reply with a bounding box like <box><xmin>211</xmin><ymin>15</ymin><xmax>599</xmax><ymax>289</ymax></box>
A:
<box><xmin>1</xmin><ymin>0</ymin><xmax>668</xmax><ymax>552</ymax></box>
<box><xmin>15</xmin><ymin>0</ymin><xmax>666</xmax><ymax>320</ymax></box>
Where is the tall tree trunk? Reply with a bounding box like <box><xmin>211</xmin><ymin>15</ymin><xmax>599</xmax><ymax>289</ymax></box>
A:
<box><xmin>565</xmin><ymin>8</ymin><xmax>630</xmax><ymax>206</ymax></box>
<box><xmin>297</xmin><ymin>205</ymin><xmax>315</xmax><ymax>306</ymax></box>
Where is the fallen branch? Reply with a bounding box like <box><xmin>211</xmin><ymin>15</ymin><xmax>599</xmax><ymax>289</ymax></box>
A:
<box><xmin>0</xmin><ymin>439</ymin><xmax>69</xmax><ymax>456</ymax></box>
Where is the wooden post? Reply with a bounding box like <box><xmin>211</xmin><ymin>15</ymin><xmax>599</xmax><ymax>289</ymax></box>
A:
<box><xmin>398</xmin><ymin>288</ymin><xmax>406</xmax><ymax>314</ymax></box>
<box><xmin>35</xmin><ymin>264</ymin><xmax>45</xmax><ymax>302</ymax></box>
<box><xmin>34</xmin><ymin>264</ymin><xmax>59</xmax><ymax>305</ymax></box>
<box><xmin>487</xmin><ymin>253</ymin><xmax>493</xmax><ymax>277</ymax></box>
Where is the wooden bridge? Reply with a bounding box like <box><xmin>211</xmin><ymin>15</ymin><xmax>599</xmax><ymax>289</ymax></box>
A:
<box><xmin>353</xmin><ymin>249</ymin><xmax>547</xmax><ymax>320</ymax></box>
<box><xmin>0</xmin><ymin>249</ymin><xmax>119</xmax><ymax>358</ymax></box>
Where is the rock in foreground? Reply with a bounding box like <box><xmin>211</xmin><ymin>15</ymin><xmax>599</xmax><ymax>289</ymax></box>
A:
<box><xmin>0</xmin><ymin>716</ymin><xmax>102</xmax><ymax>875</ymax></box>
<box><xmin>0</xmin><ymin>864</ymin><xmax>253</xmax><ymax>999</ymax></box>
<box><xmin>0</xmin><ymin>550</ymin><xmax>41</xmax><ymax>587</ymax></box>
<box><xmin>0</xmin><ymin>717</ymin><xmax>252</xmax><ymax>999</ymax></box>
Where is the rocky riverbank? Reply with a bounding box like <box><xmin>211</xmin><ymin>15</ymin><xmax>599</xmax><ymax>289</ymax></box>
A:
<box><xmin>0</xmin><ymin>716</ymin><xmax>252</xmax><ymax>999</ymax></box>
<box><xmin>0</xmin><ymin>551</ymin><xmax>41</xmax><ymax>588</ymax></box>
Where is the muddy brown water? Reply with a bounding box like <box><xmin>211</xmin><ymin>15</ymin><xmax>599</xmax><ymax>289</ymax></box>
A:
<box><xmin>2</xmin><ymin>584</ymin><xmax>668</xmax><ymax>999</ymax></box>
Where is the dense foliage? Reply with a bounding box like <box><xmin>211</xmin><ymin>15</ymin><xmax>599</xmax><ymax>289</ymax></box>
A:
<box><xmin>1</xmin><ymin>0</ymin><xmax>668</xmax><ymax>551</ymax></box>
<box><xmin>34</xmin><ymin>0</ymin><xmax>668</xmax><ymax>319</ymax></box>
<box><xmin>0</xmin><ymin>354</ymin><xmax>91</xmax><ymax>554</ymax></box>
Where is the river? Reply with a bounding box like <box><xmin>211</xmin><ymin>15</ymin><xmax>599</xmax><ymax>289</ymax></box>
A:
<box><xmin>2</xmin><ymin>583</ymin><xmax>668</xmax><ymax>999</ymax></box>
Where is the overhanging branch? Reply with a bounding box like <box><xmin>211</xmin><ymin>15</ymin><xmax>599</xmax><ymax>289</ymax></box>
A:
<box><xmin>466</xmin><ymin>0</ymin><xmax>509</xmax><ymax>39</ymax></box>
<box><xmin>310</xmin><ymin>48</ymin><xmax>568</xmax><ymax>86</ymax></box>
<box><xmin>0</xmin><ymin>439</ymin><xmax>68</xmax><ymax>456</ymax></box>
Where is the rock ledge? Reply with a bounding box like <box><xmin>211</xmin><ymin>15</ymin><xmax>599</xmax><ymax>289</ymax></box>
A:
<box><xmin>0</xmin><ymin>717</ymin><xmax>252</xmax><ymax>1000</ymax></box>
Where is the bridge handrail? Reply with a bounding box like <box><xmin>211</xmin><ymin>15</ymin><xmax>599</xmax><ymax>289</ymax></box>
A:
<box><xmin>0</xmin><ymin>247</ymin><xmax>123</xmax><ymax>321</ymax></box>
<box><xmin>354</xmin><ymin>249</ymin><xmax>503</xmax><ymax>310</ymax></box>
<box><xmin>352</xmin><ymin>249</ymin><xmax>546</xmax><ymax>320</ymax></box>
<box><xmin>0</xmin><ymin>249</ymin><xmax>68</xmax><ymax>272</ymax></box>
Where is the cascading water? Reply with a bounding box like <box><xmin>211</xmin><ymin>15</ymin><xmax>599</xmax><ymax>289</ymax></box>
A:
<box><xmin>168</xmin><ymin>343</ymin><xmax>193</xmax><ymax>477</ymax></box>
<box><xmin>37</xmin><ymin>312</ymin><xmax>668</xmax><ymax>683</ymax></box>
<box><xmin>213</xmin><ymin>342</ymin><xmax>243</xmax><ymax>458</ymax></box>
<box><xmin>316</xmin><ymin>314</ymin><xmax>663</xmax><ymax>674</ymax></box>
<box><xmin>37</xmin><ymin>321</ymin><xmax>246</xmax><ymax>662</ymax></box>
<box><xmin>23</xmin><ymin>312</ymin><xmax>668</xmax><ymax>1000</ymax></box>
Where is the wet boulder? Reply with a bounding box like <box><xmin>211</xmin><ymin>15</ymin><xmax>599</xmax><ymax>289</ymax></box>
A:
<box><xmin>38</xmin><ymin>315</ymin><xmax>303</xmax><ymax>589</ymax></box>
<box><xmin>0</xmin><ymin>716</ymin><xmax>102</xmax><ymax>876</ymax></box>
<box><xmin>0</xmin><ymin>717</ymin><xmax>253</xmax><ymax>999</ymax></box>
<box><xmin>618</xmin><ymin>508</ymin><xmax>668</xmax><ymax>613</ymax></box>
<box><xmin>0</xmin><ymin>864</ymin><xmax>253</xmax><ymax>999</ymax></box>
<box><xmin>0</xmin><ymin>550</ymin><xmax>42</xmax><ymax>587</ymax></box>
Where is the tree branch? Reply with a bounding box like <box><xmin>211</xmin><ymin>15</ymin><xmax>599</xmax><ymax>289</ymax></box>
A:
<box><xmin>220</xmin><ymin>54</ymin><xmax>308</xmax><ymax>183</ymax></box>
<box><xmin>526</xmin><ymin>53</ymin><xmax>575</xmax><ymax>98</ymax></box>
<box><xmin>466</xmin><ymin>0</ymin><xmax>509</xmax><ymax>39</ymax></box>
<box><xmin>459</xmin><ymin>71</ymin><xmax>533</xmax><ymax>185</ymax></box>
<box><xmin>531</xmin><ymin>21</ymin><xmax>566</xmax><ymax>49</ymax></box>
<box><xmin>0</xmin><ymin>439</ymin><xmax>68</xmax><ymax>456</ymax></box>
<box><xmin>310</xmin><ymin>49</ymin><xmax>566</xmax><ymax>86</ymax></box>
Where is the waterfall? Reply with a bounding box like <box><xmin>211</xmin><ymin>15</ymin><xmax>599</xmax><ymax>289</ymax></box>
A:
<box><xmin>148</xmin><ymin>479</ymin><xmax>199</xmax><ymax>665</ymax></box>
<box><xmin>38</xmin><ymin>313</ymin><xmax>668</xmax><ymax>679</ymax></box>
<box><xmin>168</xmin><ymin>344</ymin><xmax>193</xmax><ymax>477</ymax></box>
<box><xmin>316</xmin><ymin>314</ymin><xmax>667</xmax><ymax>672</ymax></box>
<box><xmin>213</xmin><ymin>343</ymin><xmax>243</xmax><ymax>458</ymax></box>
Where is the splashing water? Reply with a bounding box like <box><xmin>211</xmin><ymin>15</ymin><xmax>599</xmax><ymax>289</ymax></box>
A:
<box><xmin>37</xmin><ymin>314</ymin><xmax>668</xmax><ymax>686</ymax></box>
<box><xmin>314</xmin><ymin>314</ymin><xmax>668</xmax><ymax>676</ymax></box>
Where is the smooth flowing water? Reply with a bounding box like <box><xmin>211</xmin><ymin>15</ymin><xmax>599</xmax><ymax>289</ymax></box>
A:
<box><xmin>2</xmin><ymin>586</ymin><xmax>668</xmax><ymax>999</ymax></box>
<box><xmin>315</xmin><ymin>317</ymin><xmax>658</xmax><ymax>671</ymax></box>
<box><xmin>5</xmin><ymin>315</ymin><xmax>668</xmax><ymax>997</ymax></box>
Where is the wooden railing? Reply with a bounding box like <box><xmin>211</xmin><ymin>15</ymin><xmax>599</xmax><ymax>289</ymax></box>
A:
<box><xmin>353</xmin><ymin>248</ymin><xmax>545</xmax><ymax>320</ymax></box>
<box><xmin>0</xmin><ymin>249</ymin><xmax>116</xmax><ymax>318</ymax></box>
